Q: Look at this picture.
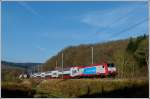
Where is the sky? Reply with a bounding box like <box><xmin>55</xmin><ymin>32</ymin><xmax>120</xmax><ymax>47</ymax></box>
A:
<box><xmin>2</xmin><ymin>1</ymin><xmax>149</xmax><ymax>63</ymax></box>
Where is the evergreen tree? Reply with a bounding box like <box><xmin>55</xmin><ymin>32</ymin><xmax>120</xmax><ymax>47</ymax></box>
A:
<box><xmin>126</xmin><ymin>37</ymin><xmax>136</xmax><ymax>53</ymax></box>
<box><xmin>134</xmin><ymin>39</ymin><xmax>149</xmax><ymax>66</ymax></box>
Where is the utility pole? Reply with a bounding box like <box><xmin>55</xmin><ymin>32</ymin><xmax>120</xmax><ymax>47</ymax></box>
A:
<box><xmin>34</xmin><ymin>66</ymin><xmax>35</xmax><ymax>73</ymax></box>
<box><xmin>38</xmin><ymin>65</ymin><xmax>40</xmax><ymax>72</ymax></box>
<box><xmin>56</xmin><ymin>60</ymin><xmax>57</xmax><ymax>69</ymax></box>
<box><xmin>62</xmin><ymin>52</ymin><xmax>64</xmax><ymax>79</ymax></box>
<box><xmin>91</xmin><ymin>46</ymin><xmax>93</xmax><ymax>65</ymax></box>
<box><xmin>41</xmin><ymin>65</ymin><xmax>42</xmax><ymax>72</ymax></box>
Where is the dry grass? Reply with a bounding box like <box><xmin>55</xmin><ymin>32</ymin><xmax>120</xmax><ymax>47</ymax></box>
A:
<box><xmin>1</xmin><ymin>78</ymin><xmax>148</xmax><ymax>98</ymax></box>
<box><xmin>35</xmin><ymin>78</ymin><xmax>148</xmax><ymax>98</ymax></box>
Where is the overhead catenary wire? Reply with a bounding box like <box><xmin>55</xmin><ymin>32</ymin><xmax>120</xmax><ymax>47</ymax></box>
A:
<box><xmin>110</xmin><ymin>18</ymin><xmax>148</xmax><ymax>39</ymax></box>
<box><xmin>91</xmin><ymin>5</ymin><xmax>148</xmax><ymax>42</ymax></box>
<box><xmin>91</xmin><ymin>46</ymin><xmax>93</xmax><ymax>65</ymax></box>
<box><xmin>95</xmin><ymin>7</ymin><xmax>140</xmax><ymax>36</ymax></box>
<box><xmin>56</xmin><ymin>60</ymin><xmax>57</xmax><ymax>69</ymax></box>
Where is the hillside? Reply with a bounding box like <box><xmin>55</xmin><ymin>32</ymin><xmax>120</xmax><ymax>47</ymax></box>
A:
<box><xmin>42</xmin><ymin>34</ymin><xmax>149</xmax><ymax>78</ymax></box>
<box><xmin>43</xmin><ymin>39</ymin><xmax>128</xmax><ymax>68</ymax></box>
<box><xmin>1</xmin><ymin>61</ymin><xmax>43</xmax><ymax>81</ymax></box>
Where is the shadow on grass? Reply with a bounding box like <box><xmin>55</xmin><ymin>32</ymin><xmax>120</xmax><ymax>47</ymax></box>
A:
<box><xmin>79</xmin><ymin>83</ymin><xmax>149</xmax><ymax>98</ymax></box>
<box><xmin>1</xmin><ymin>89</ymin><xmax>36</xmax><ymax>98</ymax></box>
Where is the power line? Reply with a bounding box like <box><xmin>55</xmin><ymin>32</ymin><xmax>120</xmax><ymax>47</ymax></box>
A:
<box><xmin>110</xmin><ymin>18</ymin><xmax>148</xmax><ymax>39</ymax></box>
<box><xmin>92</xmin><ymin>6</ymin><xmax>148</xmax><ymax>42</ymax></box>
<box><xmin>56</xmin><ymin>60</ymin><xmax>57</xmax><ymax>69</ymax></box>
<box><xmin>95</xmin><ymin>7</ymin><xmax>140</xmax><ymax>36</ymax></box>
<box><xmin>91</xmin><ymin>47</ymin><xmax>93</xmax><ymax>65</ymax></box>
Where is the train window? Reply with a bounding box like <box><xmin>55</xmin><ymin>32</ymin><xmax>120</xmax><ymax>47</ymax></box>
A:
<box><xmin>53</xmin><ymin>73</ymin><xmax>57</xmax><ymax>75</ymax></box>
<box><xmin>72</xmin><ymin>70</ymin><xmax>77</xmax><ymax>74</ymax></box>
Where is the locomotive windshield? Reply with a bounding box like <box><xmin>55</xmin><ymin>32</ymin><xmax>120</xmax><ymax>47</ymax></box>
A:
<box><xmin>108</xmin><ymin>63</ymin><xmax>114</xmax><ymax>67</ymax></box>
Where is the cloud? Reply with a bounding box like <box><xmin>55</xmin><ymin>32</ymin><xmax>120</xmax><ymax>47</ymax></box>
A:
<box><xmin>81</xmin><ymin>2</ymin><xmax>148</xmax><ymax>40</ymax></box>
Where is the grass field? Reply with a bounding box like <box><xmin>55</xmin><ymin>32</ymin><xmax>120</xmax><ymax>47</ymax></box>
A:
<box><xmin>1</xmin><ymin>78</ymin><xmax>149</xmax><ymax>98</ymax></box>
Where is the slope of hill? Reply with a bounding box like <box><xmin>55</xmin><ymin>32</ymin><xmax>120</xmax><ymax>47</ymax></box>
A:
<box><xmin>42</xmin><ymin>34</ymin><xmax>149</xmax><ymax>78</ymax></box>
<box><xmin>43</xmin><ymin>39</ymin><xmax>128</xmax><ymax>69</ymax></box>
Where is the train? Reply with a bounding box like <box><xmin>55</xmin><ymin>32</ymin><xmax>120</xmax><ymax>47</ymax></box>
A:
<box><xmin>19</xmin><ymin>63</ymin><xmax>117</xmax><ymax>79</ymax></box>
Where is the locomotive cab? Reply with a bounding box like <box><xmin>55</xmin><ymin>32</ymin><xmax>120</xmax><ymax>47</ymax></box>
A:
<box><xmin>107</xmin><ymin>63</ymin><xmax>117</xmax><ymax>76</ymax></box>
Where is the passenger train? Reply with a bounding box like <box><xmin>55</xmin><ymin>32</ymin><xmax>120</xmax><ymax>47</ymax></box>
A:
<box><xmin>19</xmin><ymin>63</ymin><xmax>117</xmax><ymax>79</ymax></box>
